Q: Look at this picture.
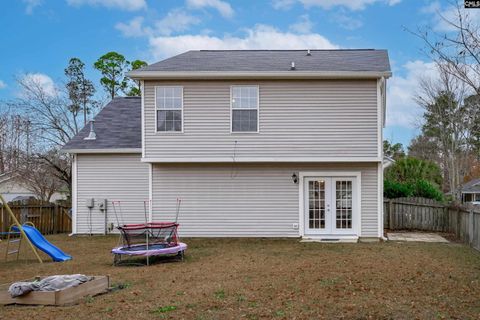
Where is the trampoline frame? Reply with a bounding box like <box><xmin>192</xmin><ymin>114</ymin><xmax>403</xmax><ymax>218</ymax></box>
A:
<box><xmin>112</xmin><ymin>222</ymin><xmax>186</xmax><ymax>266</ymax></box>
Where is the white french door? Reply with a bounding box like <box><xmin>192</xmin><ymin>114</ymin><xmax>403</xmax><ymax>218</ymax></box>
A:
<box><xmin>304</xmin><ymin>176</ymin><xmax>357</xmax><ymax>235</ymax></box>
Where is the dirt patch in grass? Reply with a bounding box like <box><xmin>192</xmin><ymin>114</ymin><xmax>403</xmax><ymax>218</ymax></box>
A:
<box><xmin>1</xmin><ymin>235</ymin><xmax>480</xmax><ymax>319</ymax></box>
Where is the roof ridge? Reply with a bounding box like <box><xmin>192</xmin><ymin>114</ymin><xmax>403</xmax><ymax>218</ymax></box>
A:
<box><xmin>197</xmin><ymin>49</ymin><xmax>382</xmax><ymax>52</ymax></box>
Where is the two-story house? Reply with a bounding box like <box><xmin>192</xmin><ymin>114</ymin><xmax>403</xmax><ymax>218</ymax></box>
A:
<box><xmin>63</xmin><ymin>49</ymin><xmax>391</xmax><ymax>241</ymax></box>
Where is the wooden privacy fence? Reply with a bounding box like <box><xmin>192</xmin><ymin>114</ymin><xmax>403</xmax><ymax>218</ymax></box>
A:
<box><xmin>384</xmin><ymin>197</ymin><xmax>480</xmax><ymax>251</ymax></box>
<box><xmin>384</xmin><ymin>197</ymin><xmax>450</xmax><ymax>232</ymax></box>
<box><xmin>0</xmin><ymin>199</ymin><xmax>71</xmax><ymax>236</ymax></box>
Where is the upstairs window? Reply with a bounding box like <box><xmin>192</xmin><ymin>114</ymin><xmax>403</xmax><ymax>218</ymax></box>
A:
<box><xmin>231</xmin><ymin>86</ymin><xmax>258</xmax><ymax>132</ymax></box>
<box><xmin>156</xmin><ymin>86</ymin><xmax>183</xmax><ymax>132</ymax></box>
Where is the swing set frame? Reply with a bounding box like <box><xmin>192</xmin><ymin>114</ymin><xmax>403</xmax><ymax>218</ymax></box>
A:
<box><xmin>0</xmin><ymin>194</ymin><xmax>43</xmax><ymax>263</ymax></box>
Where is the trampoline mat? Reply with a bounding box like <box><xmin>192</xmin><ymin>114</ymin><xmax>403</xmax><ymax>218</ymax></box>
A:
<box><xmin>112</xmin><ymin>242</ymin><xmax>187</xmax><ymax>256</ymax></box>
<box><xmin>119</xmin><ymin>243</ymin><xmax>172</xmax><ymax>251</ymax></box>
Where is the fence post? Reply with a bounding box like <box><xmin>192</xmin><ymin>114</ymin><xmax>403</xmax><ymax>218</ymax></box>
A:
<box><xmin>457</xmin><ymin>208</ymin><xmax>461</xmax><ymax>239</ymax></box>
<box><xmin>469</xmin><ymin>209</ymin><xmax>474</xmax><ymax>246</ymax></box>
<box><xmin>443</xmin><ymin>206</ymin><xmax>448</xmax><ymax>232</ymax></box>
<box><xmin>388</xmin><ymin>199</ymin><xmax>394</xmax><ymax>229</ymax></box>
<box><xmin>0</xmin><ymin>205</ymin><xmax>6</xmax><ymax>235</ymax></box>
<box><xmin>53</xmin><ymin>204</ymin><xmax>58</xmax><ymax>234</ymax></box>
<box><xmin>20</xmin><ymin>199</ymin><xmax>28</xmax><ymax>225</ymax></box>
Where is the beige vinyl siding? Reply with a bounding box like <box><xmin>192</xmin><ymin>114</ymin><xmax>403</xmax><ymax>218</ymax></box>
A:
<box><xmin>144</xmin><ymin>80</ymin><xmax>379</xmax><ymax>160</ymax></box>
<box><xmin>75</xmin><ymin>153</ymin><xmax>149</xmax><ymax>234</ymax></box>
<box><xmin>152</xmin><ymin>162</ymin><xmax>379</xmax><ymax>237</ymax></box>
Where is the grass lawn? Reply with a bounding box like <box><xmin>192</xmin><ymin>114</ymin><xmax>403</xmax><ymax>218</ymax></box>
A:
<box><xmin>1</xmin><ymin>235</ymin><xmax>480</xmax><ymax>319</ymax></box>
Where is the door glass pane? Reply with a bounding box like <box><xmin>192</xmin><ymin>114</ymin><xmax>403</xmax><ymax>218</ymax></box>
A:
<box><xmin>309</xmin><ymin>180</ymin><xmax>325</xmax><ymax>229</ymax></box>
<box><xmin>336</xmin><ymin>180</ymin><xmax>352</xmax><ymax>229</ymax></box>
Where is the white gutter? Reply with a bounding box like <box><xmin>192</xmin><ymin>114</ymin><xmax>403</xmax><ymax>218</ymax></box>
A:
<box><xmin>127</xmin><ymin>70</ymin><xmax>392</xmax><ymax>80</ymax></box>
<box><xmin>141</xmin><ymin>156</ymin><xmax>382</xmax><ymax>163</ymax></box>
<box><xmin>62</xmin><ymin>148</ymin><xmax>142</xmax><ymax>154</ymax></box>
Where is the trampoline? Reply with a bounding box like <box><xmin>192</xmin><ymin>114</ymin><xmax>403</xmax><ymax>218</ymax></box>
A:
<box><xmin>111</xmin><ymin>200</ymin><xmax>187</xmax><ymax>266</ymax></box>
<box><xmin>112</xmin><ymin>242</ymin><xmax>187</xmax><ymax>256</ymax></box>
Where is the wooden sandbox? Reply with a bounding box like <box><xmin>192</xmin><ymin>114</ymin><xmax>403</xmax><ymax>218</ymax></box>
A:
<box><xmin>0</xmin><ymin>275</ymin><xmax>109</xmax><ymax>306</ymax></box>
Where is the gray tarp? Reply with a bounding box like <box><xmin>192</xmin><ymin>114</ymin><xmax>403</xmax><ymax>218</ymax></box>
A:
<box><xmin>9</xmin><ymin>274</ymin><xmax>93</xmax><ymax>298</ymax></box>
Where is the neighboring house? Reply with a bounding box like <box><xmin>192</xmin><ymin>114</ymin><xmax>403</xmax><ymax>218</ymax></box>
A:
<box><xmin>63</xmin><ymin>49</ymin><xmax>391</xmax><ymax>241</ymax></box>
<box><xmin>0</xmin><ymin>172</ymin><xmax>66</xmax><ymax>203</ymax></box>
<box><xmin>460</xmin><ymin>178</ymin><xmax>480</xmax><ymax>204</ymax></box>
<box><xmin>382</xmin><ymin>156</ymin><xmax>395</xmax><ymax>170</ymax></box>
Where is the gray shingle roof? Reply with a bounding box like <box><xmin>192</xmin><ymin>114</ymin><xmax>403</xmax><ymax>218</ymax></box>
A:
<box><xmin>462</xmin><ymin>178</ymin><xmax>480</xmax><ymax>193</ymax></box>
<box><xmin>62</xmin><ymin>97</ymin><xmax>141</xmax><ymax>151</ymax></box>
<box><xmin>137</xmin><ymin>49</ymin><xmax>391</xmax><ymax>73</ymax></box>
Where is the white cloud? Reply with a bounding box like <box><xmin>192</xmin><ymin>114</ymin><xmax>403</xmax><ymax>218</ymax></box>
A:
<box><xmin>20</xmin><ymin>73</ymin><xmax>56</xmax><ymax>97</ymax></box>
<box><xmin>23</xmin><ymin>0</ymin><xmax>42</xmax><ymax>14</ymax></box>
<box><xmin>387</xmin><ymin>60</ymin><xmax>438</xmax><ymax>128</ymax></box>
<box><xmin>421</xmin><ymin>1</ymin><xmax>480</xmax><ymax>32</ymax></box>
<box><xmin>272</xmin><ymin>0</ymin><xmax>295</xmax><ymax>10</ymax></box>
<box><xmin>116</xmin><ymin>10</ymin><xmax>201</xmax><ymax>38</ymax></box>
<box><xmin>154</xmin><ymin>9</ymin><xmax>201</xmax><ymax>36</ymax></box>
<box><xmin>0</xmin><ymin>80</ymin><xmax>6</xmax><ymax>89</ymax></box>
<box><xmin>272</xmin><ymin>0</ymin><xmax>400</xmax><ymax>11</ymax></box>
<box><xmin>148</xmin><ymin>24</ymin><xmax>338</xmax><ymax>60</ymax></box>
<box><xmin>186</xmin><ymin>0</ymin><xmax>234</xmax><ymax>18</ymax></box>
<box><xmin>115</xmin><ymin>16</ymin><xmax>146</xmax><ymax>37</ymax></box>
<box><xmin>420</xmin><ymin>1</ymin><xmax>441</xmax><ymax>14</ymax></box>
<box><xmin>66</xmin><ymin>0</ymin><xmax>146</xmax><ymax>11</ymax></box>
<box><xmin>331</xmin><ymin>10</ymin><xmax>363</xmax><ymax>30</ymax></box>
<box><xmin>289</xmin><ymin>14</ymin><xmax>314</xmax><ymax>34</ymax></box>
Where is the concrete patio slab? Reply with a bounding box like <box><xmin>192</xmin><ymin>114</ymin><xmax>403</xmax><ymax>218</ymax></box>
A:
<box><xmin>387</xmin><ymin>232</ymin><xmax>449</xmax><ymax>243</ymax></box>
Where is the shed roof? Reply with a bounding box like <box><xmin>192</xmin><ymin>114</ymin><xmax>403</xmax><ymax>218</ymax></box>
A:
<box><xmin>62</xmin><ymin>97</ymin><xmax>141</xmax><ymax>152</ymax></box>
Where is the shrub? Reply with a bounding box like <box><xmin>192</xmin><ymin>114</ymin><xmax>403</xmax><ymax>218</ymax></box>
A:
<box><xmin>385</xmin><ymin>157</ymin><xmax>443</xmax><ymax>187</ymax></box>
<box><xmin>384</xmin><ymin>178</ymin><xmax>444</xmax><ymax>201</ymax></box>
<box><xmin>384</xmin><ymin>179</ymin><xmax>414</xmax><ymax>198</ymax></box>
<box><xmin>414</xmin><ymin>179</ymin><xmax>444</xmax><ymax>201</ymax></box>
<box><xmin>384</xmin><ymin>156</ymin><xmax>445</xmax><ymax>200</ymax></box>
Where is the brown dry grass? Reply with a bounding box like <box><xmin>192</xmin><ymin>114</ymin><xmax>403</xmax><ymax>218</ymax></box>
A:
<box><xmin>1</xmin><ymin>235</ymin><xmax>480</xmax><ymax>319</ymax></box>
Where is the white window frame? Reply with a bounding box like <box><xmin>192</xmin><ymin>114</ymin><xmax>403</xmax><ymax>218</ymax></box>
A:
<box><xmin>154</xmin><ymin>86</ymin><xmax>184</xmax><ymax>134</ymax></box>
<box><xmin>230</xmin><ymin>85</ymin><xmax>260</xmax><ymax>134</ymax></box>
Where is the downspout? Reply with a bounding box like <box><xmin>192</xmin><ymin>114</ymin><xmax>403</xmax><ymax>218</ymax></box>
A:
<box><xmin>104</xmin><ymin>199</ymin><xmax>108</xmax><ymax>235</ymax></box>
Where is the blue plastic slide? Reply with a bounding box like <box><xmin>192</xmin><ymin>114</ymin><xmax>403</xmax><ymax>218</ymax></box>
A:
<box><xmin>13</xmin><ymin>225</ymin><xmax>72</xmax><ymax>262</ymax></box>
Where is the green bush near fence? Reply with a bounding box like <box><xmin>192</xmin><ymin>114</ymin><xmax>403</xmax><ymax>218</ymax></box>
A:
<box><xmin>384</xmin><ymin>179</ymin><xmax>443</xmax><ymax>201</ymax></box>
<box><xmin>384</xmin><ymin>156</ymin><xmax>444</xmax><ymax>201</ymax></box>
<box><xmin>384</xmin><ymin>157</ymin><xmax>443</xmax><ymax>187</ymax></box>
<box><xmin>384</xmin><ymin>179</ymin><xmax>414</xmax><ymax>198</ymax></box>
<box><xmin>414</xmin><ymin>179</ymin><xmax>444</xmax><ymax>201</ymax></box>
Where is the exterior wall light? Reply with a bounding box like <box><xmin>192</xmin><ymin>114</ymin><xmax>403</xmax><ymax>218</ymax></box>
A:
<box><xmin>292</xmin><ymin>173</ymin><xmax>298</xmax><ymax>184</ymax></box>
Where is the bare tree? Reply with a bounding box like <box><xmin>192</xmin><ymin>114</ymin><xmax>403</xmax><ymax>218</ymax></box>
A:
<box><xmin>411</xmin><ymin>1</ymin><xmax>480</xmax><ymax>94</ymax></box>
<box><xmin>408</xmin><ymin>134</ymin><xmax>441</xmax><ymax>162</ymax></box>
<box><xmin>37</xmin><ymin>150</ymin><xmax>72</xmax><ymax>198</ymax></box>
<box><xmin>17</xmin><ymin>154</ymin><xmax>63</xmax><ymax>202</ymax></box>
<box><xmin>10</xmin><ymin>75</ymin><xmax>82</xmax><ymax>148</ymax></box>
<box><xmin>6</xmin><ymin>71</ymin><xmax>99</xmax><ymax>201</ymax></box>
<box><xmin>0</xmin><ymin>107</ymin><xmax>31</xmax><ymax>173</ymax></box>
<box><xmin>415</xmin><ymin>69</ymin><xmax>479</xmax><ymax>199</ymax></box>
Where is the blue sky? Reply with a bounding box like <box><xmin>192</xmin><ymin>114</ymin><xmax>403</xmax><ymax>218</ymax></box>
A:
<box><xmin>0</xmin><ymin>0</ymin><xmax>465</xmax><ymax>148</ymax></box>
